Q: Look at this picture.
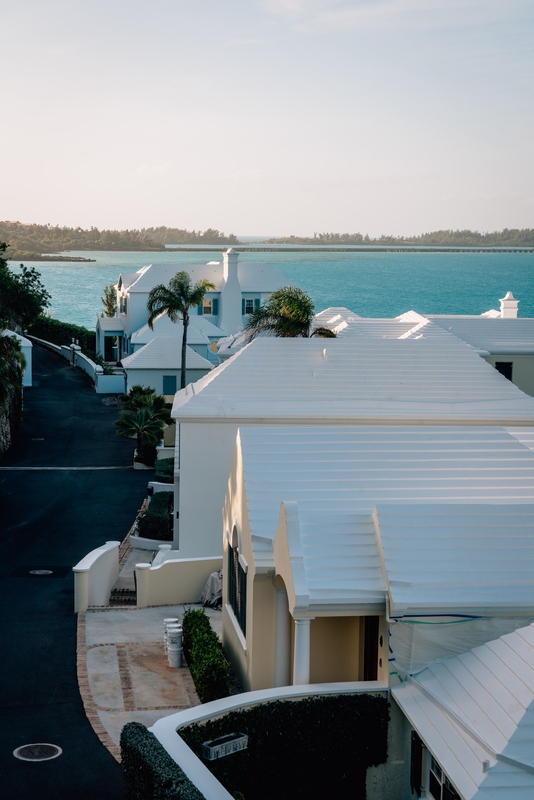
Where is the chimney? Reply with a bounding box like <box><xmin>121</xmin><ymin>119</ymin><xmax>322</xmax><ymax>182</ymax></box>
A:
<box><xmin>223</xmin><ymin>248</ymin><xmax>238</xmax><ymax>282</ymax></box>
<box><xmin>500</xmin><ymin>291</ymin><xmax>519</xmax><ymax>318</ymax></box>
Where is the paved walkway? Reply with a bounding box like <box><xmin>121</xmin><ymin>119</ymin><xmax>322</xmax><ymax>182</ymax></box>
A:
<box><xmin>77</xmin><ymin>582</ymin><xmax>222</xmax><ymax>760</ymax></box>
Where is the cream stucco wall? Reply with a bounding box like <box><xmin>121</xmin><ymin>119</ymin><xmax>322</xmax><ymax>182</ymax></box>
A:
<box><xmin>484</xmin><ymin>354</ymin><xmax>534</xmax><ymax>397</ymax></box>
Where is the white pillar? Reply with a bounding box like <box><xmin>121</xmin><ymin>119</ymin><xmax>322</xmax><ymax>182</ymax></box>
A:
<box><xmin>274</xmin><ymin>587</ymin><xmax>291</xmax><ymax>687</ymax></box>
<box><xmin>293</xmin><ymin>618</ymin><xmax>313</xmax><ymax>685</ymax></box>
<box><xmin>135</xmin><ymin>563</ymin><xmax>152</xmax><ymax>608</ymax></box>
<box><xmin>500</xmin><ymin>291</ymin><xmax>519</xmax><ymax>318</ymax></box>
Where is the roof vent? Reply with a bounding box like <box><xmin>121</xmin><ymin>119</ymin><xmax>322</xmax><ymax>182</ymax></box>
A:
<box><xmin>322</xmin><ymin>348</ymin><xmax>328</xmax><ymax>359</ymax></box>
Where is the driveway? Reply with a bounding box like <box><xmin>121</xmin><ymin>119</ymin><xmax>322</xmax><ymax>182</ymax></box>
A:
<box><xmin>0</xmin><ymin>345</ymin><xmax>149</xmax><ymax>798</ymax></box>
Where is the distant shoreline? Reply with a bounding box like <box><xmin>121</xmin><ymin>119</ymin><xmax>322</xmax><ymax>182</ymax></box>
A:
<box><xmin>7</xmin><ymin>245</ymin><xmax>534</xmax><ymax>262</ymax></box>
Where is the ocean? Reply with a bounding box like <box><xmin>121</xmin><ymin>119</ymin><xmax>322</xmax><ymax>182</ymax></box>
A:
<box><xmin>12</xmin><ymin>249</ymin><xmax>534</xmax><ymax>330</ymax></box>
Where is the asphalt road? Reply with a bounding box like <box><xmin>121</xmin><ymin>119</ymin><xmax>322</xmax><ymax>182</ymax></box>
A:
<box><xmin>0</xmin><ymin>346</ymin><xmax>149</xmax><ymax>798</ymax></box>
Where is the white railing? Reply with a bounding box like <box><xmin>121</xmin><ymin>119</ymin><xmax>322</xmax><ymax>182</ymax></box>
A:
<box><xmin>72</xmin><ymin>540</ymin><xmax>121</xmax><ymax>612</ymax></box>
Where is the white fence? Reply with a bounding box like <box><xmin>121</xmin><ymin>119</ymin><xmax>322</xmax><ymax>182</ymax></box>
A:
<box><xmin>72</xmin><ymin>540</ymin><xmax>121</xmax><ymax>612</ymax></box>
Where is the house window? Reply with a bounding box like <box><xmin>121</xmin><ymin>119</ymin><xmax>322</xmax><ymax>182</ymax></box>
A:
<box><xmin>242</xmin><ymin>298</ymin><xmax>260</xmax><ymax>315</ymax></box>
<box><xmin>428</xmin><ymin>754</ymin><xmax>460</xmax><ymax>800</ymax></box>
<box><xmin>162</xmin><ymin>375</ymin><xmax>177</xmax><ymax>395</ymax></box>
<box><xmin>495</xmin><ymin>361</ymin><xmax>513</xmax><ymax>381</ymax></box>
<box><xmin>198</xmin><ymin>298</ymin><xmax>219</xmax><ymax>316</ymax></box>
<box><xmin>228</xmin><ymin>545</ymin><xmax>246</xmax><ymax>635</ymax></box>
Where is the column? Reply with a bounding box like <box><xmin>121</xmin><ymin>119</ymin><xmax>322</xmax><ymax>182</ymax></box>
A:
<box><xmin>293</xmin><ymin>618</ymin><xmax>313</xmax><ymax>685</ymax></box>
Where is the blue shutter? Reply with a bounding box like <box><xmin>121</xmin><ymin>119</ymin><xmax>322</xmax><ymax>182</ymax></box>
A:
<box><xmin>163</xmin><ymin>375</ymin><xmax>177</xmax><ymax>395</ymax></box>
<box><xmin>212</xmin><ymin>298</ymin><xmax>219</xmax><ymax>316</ymax></box>
<box><xmin>254</xmin><ymin>298</ymin><xmax>260</xmax><ymax>310</ymax></box>
<box><xmin>242</xmin><ymin>299</ymin><xmax>245</xmax><ymax>315</ymax></box>
<box><xmin>197</xmin><ymin>304</ymin><xmax>203</xmax><ymax>315</ymax></box>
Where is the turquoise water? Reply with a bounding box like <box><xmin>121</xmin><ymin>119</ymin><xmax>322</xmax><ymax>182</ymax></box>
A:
<box><xmin>12</xmin><ymin>249</ymin><xmax>534</xmax><ymax>329</ymax></box>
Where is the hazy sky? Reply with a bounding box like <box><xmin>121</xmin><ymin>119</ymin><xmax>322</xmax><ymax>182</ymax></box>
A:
<box><xmin>2</xmin><ymin>0</ymin><xmax>533</xmax><ymax>236</ymax></box>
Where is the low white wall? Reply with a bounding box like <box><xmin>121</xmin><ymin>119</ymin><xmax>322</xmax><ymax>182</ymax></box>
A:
<box><xmin>157</xmin><ymin>446</ymin><xmax>175</xmax><ymax>460</ymax></box>
<box><xmin>130</xmin><ymin>534</ymin><xmax>162</xmax><ymax>551</ymax></box>
<box><xmin>72</xmin><ymin>540</ymin><xmax>121</xmax><ymax>612</ymax></box>
<box><xmin>150</xmin><ymin>681</ymin><xmax>389</xmax><ymax>800</ymax></box>
<box><xmin>135</xmin><ymin>556</ymin><xmax>222</xmax><ymax>607</ymax></box>
<box><xmin>96</xmin><ymin>372</ymin><xmax>126</xmax><ymax>394</ymax></box>
<box><xmin>25</xmin><ymin>335</ymin><xmax>63</xmax><ymax>356</ymax></box>
<box><xmin>148</xmin><ymin>480</ymin><xmax>174</xmax><ymax>496</ymax></box>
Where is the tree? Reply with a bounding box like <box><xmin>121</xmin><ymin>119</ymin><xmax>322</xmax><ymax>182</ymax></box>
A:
<box><xmin>0</xmin><ymin>333</ymin><xmax>26</xmax><ymax>408</ymax></box>
<box><xmin>244</xmin><ymin>286</ymin><xmax>337</xmax><ymax>341</ymax></box>
<box><xmin>0</xmin><ymin>242</ymin><xmax>51</xmax><ymax>330</ymax></box>
<box><xmin>146</xmin><ymin>271</ymin><xmax>216</xmax><ymax>390</ymax></box>
<box><xmin>114</xmin><ymin>407</ymin><xmax>164</xmax><ymax>459</ymax></box>
<box><xmin>120</xmin><ymin>385</ymin><xmax>171</xmax><ymax>424</ymax></box>
<box><xmin>100</xmin><ymin>283</ymin><xmax>117</xmax><ymax>317</ymax></box>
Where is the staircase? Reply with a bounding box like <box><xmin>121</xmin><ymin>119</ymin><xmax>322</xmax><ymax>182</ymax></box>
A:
<box><xmin>109</xmin><ymin>586</ymin><xmax>137</xmax><ymax>607</ymax></box>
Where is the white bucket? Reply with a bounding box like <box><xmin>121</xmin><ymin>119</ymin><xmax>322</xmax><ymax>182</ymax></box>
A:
<box><xmin>168</xmin><ymin>642</ymin><xmax>182</xmax><ymax>668</ymax></box>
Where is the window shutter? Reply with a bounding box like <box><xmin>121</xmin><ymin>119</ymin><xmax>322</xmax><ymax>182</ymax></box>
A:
<box><xmin>197</xmin><ymin>304</ymin><xmax>203</xmax><ymax>315</ymax></box>
<box><xmin>254</xmin><ymin>298</ymin><xmax>260</xmax><ymax>310</ymax></box>
<box><xmin>242</xmin><ymin>299</ymin><xmax>245</xmax><ymax>315</ymax></box>
<box><xmin>163</xmin><ymin>375</ymin><xmax>177</xmax><ymax>395</ymax></box>
<box><xmin>212</xmin><ymin>298</ymin><xmax>219</xmax><ymax>316</ymax></box>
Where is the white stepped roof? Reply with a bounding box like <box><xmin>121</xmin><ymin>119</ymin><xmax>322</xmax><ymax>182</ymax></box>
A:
<box><xmin>96</xmin><ymin>316</ymin><xmax>124</xmax><ymax>332</ymax></box>
<box><xmin>239</xmin><ymin>426</ymin><xmax>534</xmax><ymax>579</ymax></box>
<box><xmin>172</xmin><ymin>336</ymin><xmax>534</xmax><ymax>424</ymax></box>
<box><xmin>377</xmin><ymin>504</ymin><xmax>534</xmax><ymax>616</ymax></box>
<box><xmin>121</xmin><ymin>338</ymin><xmax>213</xmax><ymax>370</ymax></box>
<box><xmin>393</xmin><ymin>623</ymin><xmax>534</xmax><ymax>799</ymax></box>
<box><xmin>120</xmin><ymin>260</ymin><xmax>291</xmax><ymax>294</ymax></box>
<box><xmin>131</xmin><ymin>313</ymin><xmax>210</xmax><ymax>346</ymax></box>
<box><xmin>427</xmin><ymin>318</ymin><xmax>534</xmax><ymax>354</ymax></box>
<box><xmin>276</xmin><ymin>509</ymin><xmax>386</xmax><ymax>613</ymax></box>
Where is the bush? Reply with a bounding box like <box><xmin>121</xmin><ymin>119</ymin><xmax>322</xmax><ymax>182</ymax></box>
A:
<box><xmin>180</xmin><ymin>694</ymin><xmax>389</xmax><ymax>800</ymax></box>
<box><xmin>28</xmin><ymin>315</ymin><xmax>96</xmax><ymax>358</ymax></box>
<box><xmin>135</xmin><ymin>442</ymin><xmax>158</xmax><ymax>467</ymax></box>
<box><xmin>155</xmin><ymin>457</ymin><xmax>174</xmax><ymax>483</ymax></box>
<box><xmin>137</xmin><ymin>491</ymin><xmax>173</xmax><ymax>540</ymax></box>
<box><xmin>121</xmin><ymin>721</ymin><xmax>205</xmax><ymax>800</ymax></box>
<box><xmin>182</xmin><ymin>609</ymin><xmax>230</xmax><ymax>703</ymax></box>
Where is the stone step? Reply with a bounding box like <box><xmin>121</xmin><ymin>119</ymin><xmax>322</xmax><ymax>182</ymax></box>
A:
<box><xmin>109</xmin><ymin>587</ymin><xmax>137</xmax><ymax>607</ymax></box>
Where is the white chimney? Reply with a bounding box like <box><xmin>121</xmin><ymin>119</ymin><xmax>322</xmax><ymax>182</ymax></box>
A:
<box><xmin>219</xmin><ymin>248</ymin><xmax>243</xmax><ymax>335</ymax></box>
<box><xmin>500</xmin><ymin>291</ymin><xmax>519</xmax><ymax>318</ymax></box>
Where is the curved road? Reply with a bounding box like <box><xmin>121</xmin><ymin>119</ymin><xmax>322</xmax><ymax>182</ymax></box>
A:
<box><xmin>0</xmin><ymin>346</ymin><xmax>148</xmax><ymax>798</ymax></box>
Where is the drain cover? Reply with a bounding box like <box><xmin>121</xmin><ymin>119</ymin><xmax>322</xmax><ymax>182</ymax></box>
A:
<box><xmin>29</xmin><ymin>570</ymin><xmax>53</xmax><ymax>576</ymax></box>
<box><xmin>13</xmin><ymin>743</ymin><xmax>62</xmax><ymax>761</ymax></box>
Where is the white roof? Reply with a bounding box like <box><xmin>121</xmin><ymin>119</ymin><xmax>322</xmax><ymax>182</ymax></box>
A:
<box><xmin>239</xmin><ymin>426</ymin><xmax>534</xmax><ymax>576</ymax></box>
<box><xmin>131</xmin><ymin>313</ymin><xmax>210</xmax><ymax>346</ymax></box>
<box><xmin>119</xmin><ymin>260</ymin><xmax>290</xmax><ymax>294</ymax></box>
<box><xmin>427</xmin><ymin>318</ymin><xmax>534</xmax><ymax>355</ymax></box>
<box><xmin>392</xmin><ymin>623</ymin><xmax>534</xmax><ymax>799</ymax></box>
<box><xmin>96</xmin><ymin>316</ymin><xmax>124</xmax><ymax>332</ymax></box>
<box><xmin>172</xmin><ymin>336</ymin><xmax>534</xmax><ymax>424</ymax></box>
<box><xmin>121</xmin><ymin>338</ymin><xmax>213</xmax><ymax>371</ymax></box>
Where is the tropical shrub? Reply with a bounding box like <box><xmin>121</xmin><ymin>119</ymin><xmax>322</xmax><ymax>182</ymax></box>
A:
<box><xmin>121</xmin><ymin>722</ymin><xmax>205</xmax><ymax>800</ymax></box>
<box><xmin>28</xmin><ymin>315</ymin><xmax>96</xmax><ymax>358</ymax></box>
<box><xmin>180</xmin><ymin>694</ymin><xmax>389</xmax><ymax>800</ymax></box>
<box><xmin>182</xmin><ymin>609</ymin><xmax>230</xmax><ymax>703</ymax></box>
<box><xmin>136</xmin><ymin>491</ymin><xmax>173</xmax><ymax>540</ymax></box>
<box><xmin>155</xmin><ymin>457</ymin><xmax>174</xmax><ymax>483</ymax></box>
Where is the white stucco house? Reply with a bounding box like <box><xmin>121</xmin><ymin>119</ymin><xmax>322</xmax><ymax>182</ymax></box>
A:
<box><xmin>169</xmin><ymin>328</ymin><xmax>534</xmax><ymax>563</ymax></box>
<box><xmin>220</xmin><ymin>423</ymin><xmax>534</xmax><ymax>799</ymax></box>
<box><xmin>95</xmin><ymin>248</ymin><xmax>293</xmax><ymax>362</ymax></box>
<box><xmin>120</xmin><ymin>338</ymin><xmax>213</xmax><ymax>396</ymax></box>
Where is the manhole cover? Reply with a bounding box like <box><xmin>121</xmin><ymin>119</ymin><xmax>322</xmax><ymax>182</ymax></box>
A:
<box><xmin>29</xmin><ymin>570</ymin><xmax>53</xmax><ymax>576</ymax></box>
<box><xmin>13</xmin><ymin>743</ymin><xmax>62</xmax><ymax>761</ymax></box>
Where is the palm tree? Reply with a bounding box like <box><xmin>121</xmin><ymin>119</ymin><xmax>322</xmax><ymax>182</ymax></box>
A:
<box><xmin>244</xmin><ymin>286</ymin><xmax>337</xmax><ymax>341</ymax></box>
<box><xmin>115</xmin><ymin>407</ymin><xmax>164</xmax><ymax>465</ymax></box>
<box><xmin>120</xmin><ymin>385</ymin><xmax>171</xmax><ymax>424</ymax></box>
<box><xmin>147</xmin><ymin>271</ymin><xmax>216</xmax><ymax>390</ymax></box>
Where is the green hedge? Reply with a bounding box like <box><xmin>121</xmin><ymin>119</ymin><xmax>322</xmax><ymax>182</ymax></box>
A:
<box><xmin>121</xmin><ymin>722</ymin><xmax>205</xmax><ymax>800</ymax></box>
<box><xmin>28</xmin><ymin>315</ymin><xmax>96</xmax><ymax>358</ymax></box>
<box><xmin>137</xmin><ymin>491</ymin><xmax>173</xmax><ymax>540</ymax></box>
<box><xmin>182</xmin><ymin>609</ymin><xmax>231</xmax><ymax>703</ymax></box>
<box><xmin>180</xmin><ymin>694</ymin><xmax>389</xmax><ymax>800</ymax></box>
<box><xmin>155</xmin><ymin>457</ymin><xmax>174</xmax><ymax>483</ymax></box>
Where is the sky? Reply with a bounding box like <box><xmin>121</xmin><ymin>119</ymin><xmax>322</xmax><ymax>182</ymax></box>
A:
<box><xmin>2</xmin><ymin>0</ymin><xmax>533</xmax><ymax>237</ymax></box>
